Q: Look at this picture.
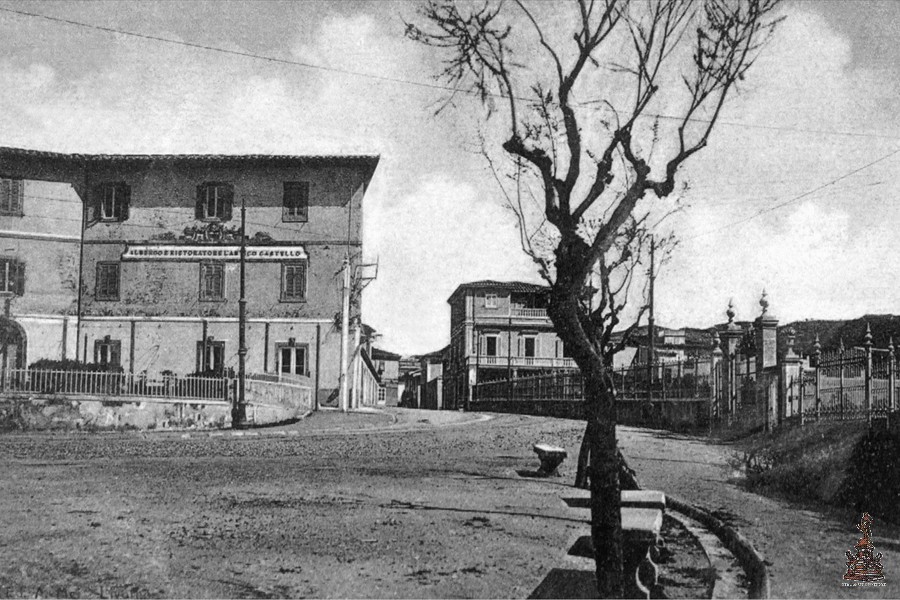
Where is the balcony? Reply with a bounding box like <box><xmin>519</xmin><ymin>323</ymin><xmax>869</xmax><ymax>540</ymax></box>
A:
<box><xmin>510</xmin><ymin>307</ymin><xmax>548</xmax><ymax>318</ymax></box>
<box><xmin>471</xmin><ymin>356</ymin><xmax>577</xmax><ymax>369</ymax></box>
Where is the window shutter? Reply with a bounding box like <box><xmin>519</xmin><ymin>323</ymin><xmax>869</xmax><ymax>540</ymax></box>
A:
<box><xmin>93</xmin><ymin>339</ymin><xmax>101</xmax><ymax>363</ymax></box>
<box><xmin>111</xmin><ymin>340</ymin><xmax>122</xmax><ymax>367</ymax></box>
<box><xmin>298</xmin><ymin>181</ymin><xmax>309</xmax><ymax>220</ymax></box>
<box><xmin>0</xmin><ymin>179</ymin><xmax>8</xmax><ymax>211</ymax></box>
<box><xmin>299</xmin><ymin>261</ymin><xmax>307</xmax><ymax>300</ymax></box>
<box><xmin>120</xmin><ymin>184</ymin><xmax>131</xmax><ymax>221</ymax></box>
<box><xmin>14</xmin><ymin>180</ymin><xmax>23</xmax><ymax>214</ymax></box>
<box><xmin>195</xmin><ymin>185</ymin><xmax>205</xmax><ymax>220</ymax></box>
<box><xmin>87</xmin><ymin>184</ymin><xmax>103</xmax><ymax>224</ymax></box>
<box><xmin>9</xmin><ymin>180</ymin><xmax>23</xmax><ymax>214</ymax></box>
<box><xmin>221</xmin><ymin>185</ymin><xmax>234</xmax><ymax>221</ymax></box>
<box><xmin>14</xmin><ymin>261</ymin><xmax>25</xmax><ymax>296</ymax></box>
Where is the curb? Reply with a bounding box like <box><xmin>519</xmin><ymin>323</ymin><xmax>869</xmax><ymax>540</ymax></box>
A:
<box><xmin>666</xmin><ymin>496</ymin><xmax>770</xmax><ymax>599</ymax></box>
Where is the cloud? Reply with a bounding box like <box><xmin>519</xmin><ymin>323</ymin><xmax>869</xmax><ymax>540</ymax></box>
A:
<box><xmin>363</xmin><ymin>174</ymin><xmax>538</xmax><ymax>353</ymax></box>
<box><xmin>1</xmin><ymin>2</ymin><xmax>899</xmax><ymax>355</ymax></box>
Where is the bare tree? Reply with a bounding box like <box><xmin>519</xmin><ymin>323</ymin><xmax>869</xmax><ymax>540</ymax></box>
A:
<box><xmin>407</xmin><ymin>0</ymin><xmax>781</xmax><ymax>595</ymax></box>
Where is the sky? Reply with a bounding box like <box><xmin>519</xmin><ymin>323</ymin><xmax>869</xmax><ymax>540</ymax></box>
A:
<box><xmin>0</xmin><ymin>0</ymin><xmax>899</xmax><ymax>354</ymax></box>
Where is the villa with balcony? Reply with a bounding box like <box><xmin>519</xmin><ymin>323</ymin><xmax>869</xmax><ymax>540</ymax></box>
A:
<box><xmin>443</xmin><ymin>280</ymin><xmax>577</xmax><ymax>409</ymax></box>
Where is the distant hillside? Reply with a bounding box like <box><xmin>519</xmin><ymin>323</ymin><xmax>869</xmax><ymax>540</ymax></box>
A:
<box><xmin>782</xmin><ymin>314</ymin><xmax>900</xmax><ymax>356</ymax></box>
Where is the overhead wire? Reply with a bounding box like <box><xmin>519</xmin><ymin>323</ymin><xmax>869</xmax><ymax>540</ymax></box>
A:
<box><xmin>2</xmin><ymin>3</ymin><xmax>900</xmax><ymax>244</ymax></box>
<box><xmin>0</xmin><ymin>5</ymin><xmax>898</xmax><ymax>142</ymax></box>
<box><xmin>683</xmin><ymin>147</ymin><xmax>900</xmax><ymax>240</ymax></box>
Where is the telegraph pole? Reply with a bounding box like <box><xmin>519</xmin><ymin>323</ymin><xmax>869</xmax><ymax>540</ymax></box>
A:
<box><xmin>339</xmin><ymin>256</ymin><xmax>351</xmax><ymax>412</ymax></box>
<box><xmin>233</xmin><ymin>195</ymin><xmax>249</xmax><ymax>429</ymax></box>
<box><xmin>647</xmin><ymin>236</ymin><xmax>656</xmax><ymax>395</ymax></box>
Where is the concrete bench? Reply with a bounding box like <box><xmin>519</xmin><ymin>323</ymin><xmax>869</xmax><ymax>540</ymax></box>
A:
<box><xmin>568</xmin><ymin>507</ymin><xmax>663</xmax><ymax>599</ymax></box>
<box><xmin>621</xmin><ymin>490</ymin><xmax>666</xmax><ymax>512</ymax></box>
<box><xmin>533</xmin><ymin>443</ymin><xmax>567</xmax><ymax>476</ymax></box>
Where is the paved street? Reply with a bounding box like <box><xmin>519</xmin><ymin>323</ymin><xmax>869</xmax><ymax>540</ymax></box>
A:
<box><xmin>1</xmin><ymin>409</ymin><xmax>895</xmax><ymax>599</ymax></box>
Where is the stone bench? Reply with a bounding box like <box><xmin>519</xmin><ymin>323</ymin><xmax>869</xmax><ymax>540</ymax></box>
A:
<box><xmin>621</xmin><ymin>490</ymin><xmax>666</xmax><ymax>512</ymax></box>
<box><xmin>533</xmin><ymin>443</ymin><xmax>567</xmax><ymax>476</ymax></box>
<box><xmin>568</xmin><ymin>507</ymin><xmax>663</xmax><ymax>599</ymax></box>
<box><xmin>562</xmin><ymin>490</ymin><xmax>666</xmax><ymax>513</ymax></box>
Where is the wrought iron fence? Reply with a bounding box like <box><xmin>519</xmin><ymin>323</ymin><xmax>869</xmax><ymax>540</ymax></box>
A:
<box><xmin>785</xmin><ymin>345</ymin><xmax>899</xmax><ymax>424</ymax></box>
<box><xmin>0</xmin><ymin>368</ymin><xmax>229</xmax><ymax>403</ymax></box>
<box><xmin>473</xmin><ymin>358</ymin><xmax>714</xmax><ymax>403</ymax></box>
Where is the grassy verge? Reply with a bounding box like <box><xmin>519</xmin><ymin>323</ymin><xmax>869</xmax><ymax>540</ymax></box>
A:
<box><xmin>730</xmin><ymin>421</ymin><xmax>871</xmax><ymax>511</ymax></box>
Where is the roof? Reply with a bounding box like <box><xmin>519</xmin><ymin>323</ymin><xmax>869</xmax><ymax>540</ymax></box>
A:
<box><xmin>420</xmin><ymin>345</ymin><xmax>450</xmax><ymax>362</ymax></box>
<box><xmin>0</xmin><ymin>146</ymin><xmax>380</xmax><ymax>167</ymax></box>
<box><xmin>448</xmin><ymin>280</ymin><xmax>548</xmax><ymax>302</ymax></box>
<box><xmin>370</xmin><ymin>347</ymin><xmax>402</xmax><ymax>362</ymax></box>
<box><xmin>359</xmin><ymin>349</ymin><xmax>382</xmax><ymax>384</ymax></box>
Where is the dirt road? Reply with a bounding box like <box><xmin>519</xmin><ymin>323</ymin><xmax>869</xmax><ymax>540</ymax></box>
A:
<box><xmin>1</xmin><ymin>409</ymin><xmax>595</xmax><ymax>598</ymax></box>
<box><xmin>5</xmin><ymin>409</ymin><xmax>876</xmax><ymax>599</ymax></box>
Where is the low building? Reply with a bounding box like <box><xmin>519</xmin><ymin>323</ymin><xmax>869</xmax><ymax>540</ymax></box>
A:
<box><xmin>443</xmin><ymin>280</ymin><xmax>577</xmax><ymax>409</ymax></box>
<box><xmin>370</xmin><ymin>347</ymin><xmax>401</xmax><ymax>405</ymax></box>
<box><xmin>398</xmin><ymin>346</ymin><xmax>446</xmax><ymax>409</ymax></box>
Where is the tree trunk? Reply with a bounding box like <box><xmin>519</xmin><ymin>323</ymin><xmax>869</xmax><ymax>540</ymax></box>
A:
<box><xmin>575</xmin><ymin>419</ymin><xmax>641</xmax><ymax>492</ymax></box>
<box><xmin>585</xmin><ymin>364</ymin><xmax>624</xmax><ymax>598</ymax></box>
<box><xmin>575</xmin><ymin>420</ymin><xmax>593</xmax><ymax>489</ymax></box>
<box><xmin>547</xmin><ymin>269</ymin><xmax>624</xmax><ymax>597</ymax></box>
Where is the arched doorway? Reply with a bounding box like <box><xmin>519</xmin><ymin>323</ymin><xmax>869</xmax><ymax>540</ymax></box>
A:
<box><xmin>0</xmin><ymin>317</ymin><xmax>26</xmax><ymax>371</ymax></box>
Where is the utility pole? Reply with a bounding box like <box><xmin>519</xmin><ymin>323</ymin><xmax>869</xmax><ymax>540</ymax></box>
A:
<box><xmin>233</xmin><ymin>195</ymin><xmax>249</xmax><ymax>429</ymax></box>
<box><xmin>339</xmin><ymin>256</ymin><xmax>351</xmax><ymax>412</ymax></box>
<box><xmin>648</xmin><ymin>236</ymin><xmax>656</xmax><ymax>398</ymax></box>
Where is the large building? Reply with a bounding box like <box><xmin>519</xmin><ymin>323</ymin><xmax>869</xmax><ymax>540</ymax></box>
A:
<box><xmin>0</xmin><ymin>146</ymin><xmax>378</xmax><ymax>405</ymax></box>
<box><xmin>443</xmin><ymin>281</ymin><xmax>577</xmax><ymax>409</ymax></box>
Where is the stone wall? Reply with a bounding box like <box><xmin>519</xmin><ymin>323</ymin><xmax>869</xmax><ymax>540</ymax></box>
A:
<box><xmin>0</xmin><ymin>396</ymin><xmax>229</xmax><ymax>431</ymax></box>
<box><xmin>0</xmin><ymin>378</ymin><xmax>313</xmax><ymax>431</ymax></box>
<box><xmin>468</xmin><ymin>398</ymin><xmax>710</xmax><ymax>431</ymax></box>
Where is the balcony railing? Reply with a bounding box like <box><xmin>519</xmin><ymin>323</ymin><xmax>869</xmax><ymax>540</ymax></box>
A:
<box><xmin>510</xmin><ymin>307</ymin><xmax>548</xmax><ymax>318</ymax></box>
<box><xmin>472</xmin><ymin>356</ymin><xmax>577</xmax><ymax>369</ymax></box>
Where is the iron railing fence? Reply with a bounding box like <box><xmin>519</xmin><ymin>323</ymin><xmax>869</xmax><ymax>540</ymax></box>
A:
<box><xmin>473</xmin><ymin>358</ymin><xmax>715</xmax><ymax>404</ymax></box>
<box><xmin>782</xmin><ymin>345</ymin><xmax>899</xmax><ymax>424</ymax></box>
<box><xmin>0</xmin><ymin>367</ymin><xmax>229</xmax><ymax>403</ymax></box>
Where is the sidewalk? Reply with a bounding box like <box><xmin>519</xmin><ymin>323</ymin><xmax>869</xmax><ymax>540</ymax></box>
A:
<box><xmin>619</xmin><ymin>426</ymin><xmax>899</xmax><ymax>599</ymax></box>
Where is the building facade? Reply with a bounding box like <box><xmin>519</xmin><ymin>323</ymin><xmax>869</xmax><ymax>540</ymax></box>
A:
<box><xmin>444</xmin><ymin>281</ymin><xmax>577</xmax><ymax>409</ymax></box>
<box><xmin>0</xmin><ymin>147</ymin><xmax>378</xmax><ymax>405</ymax></box>
<box><xmin>0</xmin><ymin>174</ymin><xmax>82</xmax><ymax>369</ymax></box>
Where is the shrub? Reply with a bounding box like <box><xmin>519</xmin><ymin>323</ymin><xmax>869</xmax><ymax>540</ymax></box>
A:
<box><xmin>26</xmin><ymin>359</ymin><xmax>124</xmax><ymax>394</ymax></box>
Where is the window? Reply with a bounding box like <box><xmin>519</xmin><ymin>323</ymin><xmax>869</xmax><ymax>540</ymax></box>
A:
<box><xmin>195</xmin><ymin>182</ymin><xmax>233</xmax><ymax>221</ymax></box>
<box><xmin>199</xmin><ymin>262</ymin><xmax>225</xmax><ymax>301</ymax></box>
<box><xmin>0</xmin><ymin>258</ymin><xmax>25</xmax><ymax>295</ymax></box>
<box><xmin>196</xmin><ymin>339</ymin><xmax>225</xmax><ymax>374</ymax></box>
<box><xmin>485</xmin><ymin>293</ymin><xmax>498</xmax><ymax>308</ymax></box>
<box><xmin>94</xmin><ymin>337</ymin><xmax>121</xmax><ymax>366</ymax></box>
<box><xmin>281</xmin><ymin>261</ymin><xmax>307</xmax><ymax>302</ymax></box>
<box><xmin>277</xmin><ymin>343</ymin><xmax>308</xmax><ymax>377</ymax></box>
<box><xmin>283</xmin><ymin>181</ymin><xmax>309</xmax><ymax>222</ymax></box>
<box><xmin>483</xmin><ymin>335</ymin><xmax>499</xmax><ymax>357</ymax></box>
<box><xmin>97</xmin><ymin>182</ymin><xmax>130</xmax><ymax>222</ymax></box>
<box><xmin>95</xmin><ymin>262</ymin><xmax>120</xmax><ymax>301</ymax></box>
<box><xmin>0</xmin><ymin>179</ymin><xmax>24</xmax><ymax>216</ymax></box>
<box><xmin>522</xmin><ymin>336</ymin><xmax>537</xmax><ymax>358</ymax></box>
